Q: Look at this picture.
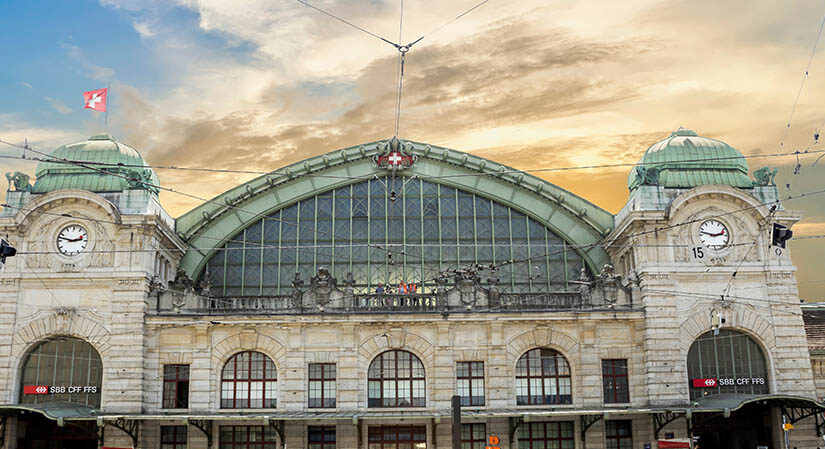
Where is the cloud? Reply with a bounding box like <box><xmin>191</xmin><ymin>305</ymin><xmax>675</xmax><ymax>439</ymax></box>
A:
<box><xmin>133</xmin><ymin>20</ymin><xmax>156</xmax><ymax>38</ymax></box>
<box><xmin>61</xmin><ymin>43</ymin><xmax>115</xmax><ymax>82</ymax></box>
<box><xmin>20</xmin><ymin>82</ymin><xmax>32</xmax><ymax>89</ymax></box>
<box><xmin>44</xmin><ymin>97</ymin><xmax>72</xmax><ymax>115</ymax></box>
<box><xmin>92</xmin><ymin>0</ymin><xmax>825</xmax><ymax>299</ymax></box>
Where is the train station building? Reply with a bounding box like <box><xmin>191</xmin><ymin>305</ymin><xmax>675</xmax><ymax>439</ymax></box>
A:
<box><xmin>0</xmin><ymin>128</ymin><xmax>823</xmax><ymax>448</ymax></box>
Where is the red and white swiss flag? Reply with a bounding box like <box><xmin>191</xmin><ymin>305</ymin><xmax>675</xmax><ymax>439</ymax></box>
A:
<box><xmin>83</xmin><ymin>88</ymin><xmax>108</xmax><ymax>112</ymax></box>
<box><xmin>23</xmin><ymin>385</ymin><xmax>49</xmax><ymax>394</ymax></box>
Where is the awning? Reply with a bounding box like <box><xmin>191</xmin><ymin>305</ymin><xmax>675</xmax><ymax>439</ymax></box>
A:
<box><xmin>2</xmin><ymin>395</ymin><xmax>821</xmax><ymax>423</ymax></box>
<box><xmin>689</xmin><ymin>393</ymin><xmax>825</xmax><ymax>413</ymax></box>
<box><xmin>0</xmin><ymin>402</ymin><xmax>98</xmax><ymax>420</ymax></box>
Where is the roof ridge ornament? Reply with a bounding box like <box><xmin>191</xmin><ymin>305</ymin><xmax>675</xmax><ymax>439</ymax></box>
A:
<box><xmin>374</xmin><ymin>136</ymin><xmax>417</xmax><ymax>171</ymax></box>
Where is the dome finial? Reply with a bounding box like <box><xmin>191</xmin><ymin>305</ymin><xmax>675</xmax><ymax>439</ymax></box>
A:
<box><xmin>670</xmin><ymin>127</ymin><xmax>698</xmax><ymax>137</ymax></box>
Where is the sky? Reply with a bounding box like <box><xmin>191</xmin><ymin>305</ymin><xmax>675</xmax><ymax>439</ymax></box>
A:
<box><xmin>1</xmin><ymin>0</ymin><xmax>825</xmax><ymax>299</ymax></box>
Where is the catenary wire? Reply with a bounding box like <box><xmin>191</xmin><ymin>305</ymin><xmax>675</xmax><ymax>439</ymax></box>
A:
<box><xmin>0</xmin><ymin>140</ymin><xmax>458</xmax><ymax>269</ymax></box>
<box><xmin>414</xmin><ymin>0</ymin><xmax>490</xmax><ymax>44</ymax></box>
<box><xmin>293</xmin><ymin>0</ymin><xmax>398</xmax><ymax>48</ymax></box>
<box><xmin>778</xmin><ymin>5</ymin><xmax>825</xmax><ymax>152</ymax></box>
<box><xmin>4</xmin><ymin>140</ymin><xmax>825</xmax><ymax>290</ymax></box>
<box><xmin>3</xmin><ymin>141</ymin><xmax>822</xmax><ymax>179</ymax></box>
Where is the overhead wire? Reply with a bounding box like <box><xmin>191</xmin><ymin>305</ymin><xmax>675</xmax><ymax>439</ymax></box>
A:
<box><xmin>778</xmin><ymin>5</ymin><xmax>825</xmax><ymax>153</ymax></box>
<box><xmin>414</xmin><ymin>0</ymin><xmax>490</xmax><ymax>44</ymax></box>
<box><xmin>0</xmin><ymin>140</ymin><xmax>459</xmax><ymax>272</ymax></box>
<box><xmin>2</xmin><ymin>138</ymin><xmax>825</xmax><ymax>296</ymax></box>
<box><xmin>3</xmin><ymin>141</ymin><xmax>822</xmax><ymax>180</ymax></box>
<box><xmin>293</xmin><ymin>0</ymin><xmax>398</xmax><ymax>48</ymax></box>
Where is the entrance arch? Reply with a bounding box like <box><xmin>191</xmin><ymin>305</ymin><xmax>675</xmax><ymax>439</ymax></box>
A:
<box><xmin>687</xmin><ymin>329</ymin><xmax>769</xmax><ymax>400</ymax></box>
<box><xmin>19</xmin><ymin>336</ymin><xmax>102</xmax><ymax>408</ymax></box>
<box><xmin>17</xmin><ymin>336</ymin><xmax>102</xmax><ymax>449</ymax></box>
<box><xmin>687</xmin><ymin>329</ymin><xmax>772</xmax><ymax>449</ymax></box>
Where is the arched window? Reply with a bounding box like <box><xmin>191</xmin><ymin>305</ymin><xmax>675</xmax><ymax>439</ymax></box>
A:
<box><xmin>221</xmin><ymin>351</ymin><xmax>278</xmax><ymax>408</ymax></box>
<box><xmin>687</xmin><ymin>329</ymin><xmax>769</xmax><ymax>400</ymax></box>
<box><xmin>515</xmin><ymin>348</ymin><xmax>572</xmax><ymax>405</ymax></box>
<box><xmin>202</xmin><ymin>178</ymin><xmax>589</xmax><ymax>296</ymax></box>
<box><xmin>19</xmin><ymin>337</ymin><xmax>102</xmax><ymax>407</ymax></box>
<box><xmin>368</xmin><ymin>350</ymin><xmax>425</xmax><ymax>407</ymax></box>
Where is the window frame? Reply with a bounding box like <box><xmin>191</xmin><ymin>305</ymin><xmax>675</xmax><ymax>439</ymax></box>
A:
<box><xmin>517</xmin><ymin>421</ymin><xmax>574</xmax><ymax>449</ymax></box>
<box><xmin>221</xmin><ymin>351</ymin><xmax>278</xmax><ymax>409</ymax></box>
<box><xmin>219</xmin><ymin>425</ymin><xmax>279</xmax><ymax>449</ymax></box>
<box><xmin>162</xmin><ymin>364</ymin><xmax>190</xmax><ymax>409</ymax></box>
<box><xmin>456</xmin><ymin>361</ymin><xmax>485</xmax><ymax>406</ymax></box>
<box><xmin>19</xmin><ymin>337</ymin><xmax>102</xmax><ymax>407</ymax></box>
<box><xmin>308</xmin><ymin>363</ymin><xmax>337</xmax><ymax>408</ymax></box>
<box><xmin>605</xmin><ymin>420</ymin><xmax>633</xmax><ymax>449</ymax></box>
<box><xmin>308</xmin><ymin>425</ymin><xmax>336</xmax><ymax>449</ymax></box>
<box><xmin>368</xmin><ymin>350</ymin><xmax>426</xmax><ymax>408</ymax></box>
<box><xmin>461</xmin><ymin>423</ymin><xmax>487</xmax><ymax>449</ymax></box>
<box><xmin>367</xmin><ymin>425</ymin><xmax>427</xmax><ymax>449</ymax></box>
<box><xmin>601</xmin><ymin>359</ymin><xmax>629</xmax><ymax>404</ymax></box>
<box><xmin>161</xmin><ymin>425</ymin><xmax>187</xmax><ymax>449</ymax></box>
<box><xmin>515</xmin><ymin>348</ymin><xmax>572</xmax><ymax>406</ymax></box>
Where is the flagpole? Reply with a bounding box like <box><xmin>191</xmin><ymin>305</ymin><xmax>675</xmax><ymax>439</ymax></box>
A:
<box><xmin>104</xmin><ymin>82</ymin><xmax>110</xmax><ymax>132</ymax></box>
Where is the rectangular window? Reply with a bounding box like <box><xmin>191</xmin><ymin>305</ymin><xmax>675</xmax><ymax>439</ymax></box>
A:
<box><xmin>461</xmin><ymin>423</ymin><xmax>486</xmax><ymax>449</ymax></box>
<box><xmin>219</xmin><ymin>426</ymin><xmax>279</xmax><ymax>449</ymax></box>
<box><xmin>602</xmin><ymin>359</ymin><xmax>629</xmax><ymax>404</ymax></box>
<box><xmin>367</xmin><ymin>426</ymin><xmax>427</xmax><ymax>449</ymax></box>
<box><xmin>456</xmin><ymin>362</ymin><xmax>485</xmax><ymax>406</ymax></box>
<box><xmin>162</xmin><ymin>365</ymin><xmax>190</xmax><ymax>409</ymax></box>
<box><xmin>605</xmin><ymin>420</ymin><xmax>632</xmax><ymax>449</ymax></box>
<box><xmin>308</xmin><ymin>426</ymin><xmax>336</xmax><ymax>449</ymax></box>
<box><xmin>161</xmin><ymin>426</ymin><xmax>187</xmax><ymax>449</ymax></box>
<box><xmin>308</xmin><ymin>363</ymin><xmax>337</xmax><ymax>408</ymax></box>
<box><xmin>518</xmin><ymin>422</ymin><xmax>574</xmax><ymax>449</ymax></box>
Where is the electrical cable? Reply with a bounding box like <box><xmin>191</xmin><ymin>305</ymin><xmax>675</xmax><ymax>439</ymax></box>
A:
<box><xmin>4</xmin><ymin>140</ymin><xmax>825</xmax><ymax>298</ymax></box>
<box><xmin>3</xmin><ymin>141</ymin><xmax>821</xmax><ymax>179</ymax></box>
<box><xmin>414</xmin><ymin>0</ymin><xmax>490</xmax><ymax>45</ymax></box>
<box><xmin>778</xmin><ymin>5</ymin><xmax>825</xmax><ymax>152</ymax></box>
<box><xmin>293</xmin><ymin>0</ymin><xmax>398</xmax><ymax>48</ymax></box>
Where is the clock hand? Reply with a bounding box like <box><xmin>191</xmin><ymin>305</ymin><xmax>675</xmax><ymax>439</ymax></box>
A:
<box><xmin>58</xmin><ymin>236</ymin><xmax>85</xmax><ymax>242</ymax></box>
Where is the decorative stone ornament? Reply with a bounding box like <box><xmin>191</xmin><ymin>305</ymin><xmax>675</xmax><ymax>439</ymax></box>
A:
<box><xmin>373</xmin><ymin>136</ymin><xmax>417</xmax><ymax>171</ymax></box>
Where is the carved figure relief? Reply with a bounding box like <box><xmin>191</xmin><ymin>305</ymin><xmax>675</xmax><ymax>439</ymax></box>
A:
<box><xmin>5</xmin><ymin>171</ymin><xmax>32</xmax><ymax>192</ymax></box>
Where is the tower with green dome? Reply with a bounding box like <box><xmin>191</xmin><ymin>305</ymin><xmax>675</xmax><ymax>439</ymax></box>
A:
<box><xmin>2</xmin><ymin>133</ymin><xmax>164</xmax><ymax>217</ymax></box>
<box><xmin>618</xmin><ymin>127</ymin><xmax>780</xmax><ymax>218</ymax></box>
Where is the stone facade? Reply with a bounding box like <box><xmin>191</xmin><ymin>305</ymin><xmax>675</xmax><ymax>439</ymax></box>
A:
<box><xmin>0</xmin><ymin>134</ymin><xmax>822</xmax><ymax>448</ymax></box>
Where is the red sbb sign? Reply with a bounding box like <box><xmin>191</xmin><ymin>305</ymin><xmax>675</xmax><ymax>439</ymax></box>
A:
<box><xmin>692</xmin><ymin>378</ymin><xmax>717</xmax><ymax>388</ymax></box>
<box><xmin>23</xmin><ymin>385</ymin><xmax>48</xmax><ymax>394</ymax></box>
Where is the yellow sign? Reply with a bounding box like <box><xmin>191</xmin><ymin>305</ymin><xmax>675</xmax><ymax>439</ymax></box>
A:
<box><xmin>783</xmin><ymin>423</ymin><xmax>793</xmax><ymax>431</ymax></box>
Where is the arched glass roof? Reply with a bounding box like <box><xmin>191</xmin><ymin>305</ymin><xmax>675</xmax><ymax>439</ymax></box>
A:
<box><xmin>180</xmin><ymin>139</ymin><xmax>614</xmax><ymax>288</ymax></box>
<box><xmin>204</xmin><ymin>176</ymin><xmax>585</xmax><ymax>295</ymax></box>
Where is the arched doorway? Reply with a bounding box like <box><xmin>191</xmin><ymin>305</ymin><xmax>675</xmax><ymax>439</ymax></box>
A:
<box><xmin>17</xmin><ymin>336</ymin><xmax>102</xmax><ymax>449</ymax></box>
<box><xmin>686</xmin><ymin>329</ymin><xmax>771</xmax><ymax>449</ymax></box>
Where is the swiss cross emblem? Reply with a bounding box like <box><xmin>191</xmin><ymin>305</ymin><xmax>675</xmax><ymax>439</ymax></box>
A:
<box><xmin>375</xmin><ymin>137</ymin><xmax>416</xmax><ymax>170</ymax></box>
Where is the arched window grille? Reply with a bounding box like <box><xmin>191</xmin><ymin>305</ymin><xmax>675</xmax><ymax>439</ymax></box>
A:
<box><xmin>368</xmin><ymin>350</ymin><xmax>426</xmax><ymax>407</ymax></box>
<box><xmin>687</xmin><ymin>329</ymin><xmax>769</xmax><ymax>400</ymax></box>
<box><xmin>221</xmin><ymin>351</ymin><xmax>278</xmax><ymax>408</ymax></box>
<box><xmin>202</xmin><ymin>177</ymin><xmax>588</xmax><ymax>296</ymax></box>
<box><xmin>515</xmin><ymin>348</ymin><xmax>572</xmax><ymax>405</ymax></box>
<box><xmin>19</xmin><ymin>337</ymin><xmax>102</xmax><ymax>407</ymax></box>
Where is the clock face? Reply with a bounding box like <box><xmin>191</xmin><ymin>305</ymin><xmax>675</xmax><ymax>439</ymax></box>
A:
<box><xmin>698</xmin><ymin>219</ymin><xmax>729</xmax><ymax>250</ymax></box>
<box><xmin>56</xmin><ymin>225</ymin><xmax>89</xmax><ymax>256</ymax></box>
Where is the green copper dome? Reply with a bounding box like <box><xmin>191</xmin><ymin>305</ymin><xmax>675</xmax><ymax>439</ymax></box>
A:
<box><xmin>627</xmin><ymin>127</ymin><xmax>752</xmax><ymax>190</ymax></box>
<box><xmin>32</xmin><ymin>133</ymin><xmax>159</xmax><ymax>195</ymax></box>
